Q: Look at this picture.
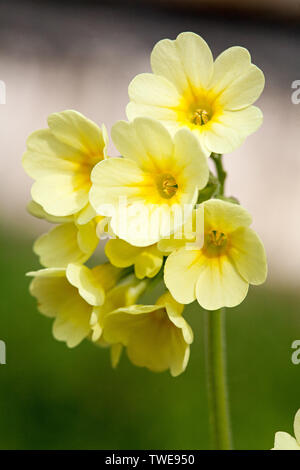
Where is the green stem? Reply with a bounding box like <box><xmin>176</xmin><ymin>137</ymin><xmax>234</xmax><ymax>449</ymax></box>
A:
<box><xmin>211</xmin><ymin>153</ymin><xmax>227</xmax><ymax>196</ymax></box>
<box><xmin>204</xmin><ymin>308</ymin><xmax>233</xmax><ymax>450</ymax></box>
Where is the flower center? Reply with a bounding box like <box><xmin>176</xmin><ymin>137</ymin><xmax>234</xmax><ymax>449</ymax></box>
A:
<box><xmin>209</xmin><ymin>230</ymin><xmax>227</xmax><ymax>246</ymax></box>
<box><xmin>191</xmin><ymin>108</ymin><xmax>210</xmax><ymax>126</ymax></box>
<box><xmin>156</xmin><ymin>173</ymin><xmax>178</xmax><ymax>199</ymax></box>
<box><xmin>203</xmin><ymin>230</ymin><xmax>228</xmax><ymax>257</ymax></box>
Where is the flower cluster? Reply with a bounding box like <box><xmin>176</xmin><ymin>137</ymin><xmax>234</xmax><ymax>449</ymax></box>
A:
<box><xmin>23</xmin><ymin>32</ymin><xmax>267</xmax><ymax>376</ymax></box>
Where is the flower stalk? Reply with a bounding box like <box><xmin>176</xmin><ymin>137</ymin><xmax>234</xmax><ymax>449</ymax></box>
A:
<box><xmin>211</xmin><ymin>153</ymin><xmax>227</xmax><ymax>196</ymax></box>
<box><xmin>204</xmin><ymin>308</ymin><xmax>232</xmax><ymax>450</ymax></box>
<box><xmin>204</xmin><ymin>158</ymin><xmax>232</xmax><ymax>449</ymax></box>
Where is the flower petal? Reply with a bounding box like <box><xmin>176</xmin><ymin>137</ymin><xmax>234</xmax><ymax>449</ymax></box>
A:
<box><xmin>203</xmin><ymin>124</ymin><xmax>241</xmax><ymax>155</ymax></box>
<box><xmin>48</xmin><ymin>110</ymin><xmax>107</xmax><ymax>160</ymax></box>
<box><xmin>175</xmin><ymin>32</ymin><xmax>213</xmax><ymax>89</ymax></box>
<box><xmin>173</xmin><ymin>128</ymin><xmax>209</xmax><ymax>191</ymax></box>
<box><xmin>23</xmin><ymin>128</ymin><xmax>90</xmax><ymax>216</ymax></box>
<box><xmin>294</xmin><ymin>409</ymin><xmax>300</xmax><ymax>445</ymax></box>
<box><xmin>28</xmin><ymin>269</ymin><xmax>91</xmax><ymax>347</ymax></box>
<box><xmin>75</xmin><ymin>203</ymin><xmax>97</xmax><ymax>225</ymax></box>
<box><xmin>31</xmin><ymin>173</ymin><xmax>90</xmax><ymax>217</ymax></box>
<box><xmin>132</xmin><ymin>118</ymin><xmax>174</xmax><ymax>168</ymax></box>
<box><xmin>204</xmin><ymin>199</ymin><xmax>252</xmax><ymax>233</ymax></box>
<box><xmin>134</xmin><ymin>245</ymin><xmax>163</xmax><ymax>279</ymax></box>
<box><xmin>28</xmin><ymin>268</ymin><xmax>67</xmax><ymax>318</ymax></box>
<box><xmin>128</xmin><ymin>73</ymin><xmax>180</xmax><ymax>107</ymax></box>
<box><xmin>210</xmin><ymin>46</ymin><xmax>252</xmax><ymax>95</ymax></box>
<box><xmin>33</xmin><ymin>222</ymin><xmax>94</xmax><ymax>268</ymax></box>
<box><xmin>127</xmin><ymin>313</ymin><xmax>190</xmax><ymax>377</ymax></box>
<box><xmin>90</xmin><ymin>157</ymin><xmax>145</xmax><ymax>215</ymax></box>
<box><xmin>102</xmin><ymin>303</ymin><xmax>191</xmax><ymax>376</ymax></box>
<box><xmin>26</xmin><ymin>267</ymin><xmax>66</xmax><ymax>279</ymax></box>
<box><xmin>158</xmin><ymin>236</ymin><xmax>187</xmax><ymax>254</ymax></box>
<box><xmin>76</xmin><ymin>220</ymin><xmax>98</xmax><ymax>254</ymax></box>
<box><xmin>273</xmin><ymin>432</ymin><xmax>300</xmax><ymax>450</ymax></box>
<box><xmin>52</xmin><ymin>296</ymin><xmax>91</xmax><ymax>348</ymax></box>
<box><xmin>151</xmin><ymin>32</ymin><xmax>213</xmax><ymax>93</ymax></box>
<box><xmin>217</xmin><ymin>64</ymin><xmax>265</xmax><ymax>110</ymax></box>
<box><xmin>204</xmin><ymin>106</ymin><xmax>263</xmax><ymax>153</ymax></box>
<box><xmin>126</xmin><ymin>102</ymin><xmax>179</xmax><ymax>122</ymax></box>
<box><xmin>23</xmin><ymin>129</ymin><xmax>84</xmax><ymax>176</ymax></box>
<box><xmin>66</xmin><ymin>263</ymin><xmax>106</xmax><ymax>306</ymax></box>
<box><xmin>112</xmin><ymin>118</ymin><xmax>174</xmax><ymax>171</ymax></box>
<box><xmin>105</xmin><ymin>238</ymin><xmax>141</xmax><ymax>267</ymax></box>
<box><xmin>164</xmin><ymin>248</ymin><xmax>204</xmax><ymax>304</ymax></box>
<box><xmin>157</xmin><ymin>291</ymin><xmax>194</xmax><ymax>345</ymax></box>
<box><xmin>195</xmin><ymin>256</ymin><xmax>249</xmax><ymax>310</ymax></box>
<box><xmin>110</xmin><ymin>343</ymin><xmax>123</xmax><ymax>368</ymax></box>
<box><xmin>156</xmin><ymin>291</ymin><xmax>184</xmax><ymax>317</ymax></box>
<box><xmin>66</xmin><ymin>263</ymin><xmax>120</xmax><ymax>307</ymax></box>
<box><xmin>229</xmin><ymin>227</ymin><xmax>267</xmax><ymax>285</ymax></box>
<box><xmin>106</xmin><ymin>239</ymin><xmax>163</xmax><ymax>278</ymax></box>
<box><xmin>27</xmin><ymin>200</ymin><xmax>74</xmax><ymax>224</ymax></box>
<box><xmin>126</xmin><ymin>102</ymin><xmax>183</xmax><ymax>138</ymax></box>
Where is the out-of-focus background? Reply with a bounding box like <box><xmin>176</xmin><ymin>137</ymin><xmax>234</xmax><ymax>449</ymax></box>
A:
<box><xmin>0</xmin><ymin>0</ymin><xmax>299</xmax><ymax>450</ymax></box>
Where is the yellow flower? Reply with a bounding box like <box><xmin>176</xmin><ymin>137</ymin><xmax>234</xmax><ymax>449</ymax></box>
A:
<box><xmin>27</xmin><ymin>201</ymin><xmax>106</xmax><ymax>268</ymax></box>
<box><xmin>23</xmin><ymin>110</ymin><xmax>108</xmax><ymax>217</ymax></box>
<box><xmin>33</xmin><ymin>221</ymin><xmax>99</xmax><ymax>268</ymax></box>
<box><xmin>127</xmin><ymin>32</ymin><xmax>264</xmax><ymax>155</ymax></box>
<box><xmin>105</xmin><ymin>238</ymin><xmax>163</xmax><ymax>279</ymax></box>
<box><xmin>90</xmin><ymin>117</ymin><xmax>209</xmax><ymax>246</ymax></box>
<box><xmin>164</xmin><ymin>199</ymin><xmax>267</xmax><ymax>310</ymax></box>
<box><xmin>273</xmin><ymin>409</ymin><xmax>300</xmax><ymax>450</ymax></box>
<box><xmin>90</xmin><ymin>276</ymin><xmax>147</xmax><ymax>343</ymax></box>
<box><xmin>27</xmin><ymin>263</ymin><xmax>121</xmax><ymax>348</ymax></box>
<box><xmin>101</xmin><ymin>291</ymin><xmax>193</xmax><ymax>376</ymax></box>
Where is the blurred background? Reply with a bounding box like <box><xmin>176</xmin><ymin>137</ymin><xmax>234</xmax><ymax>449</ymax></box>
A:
<box><xmin>0</xmin><ymin>0</ymin><xmax>300</xmax><ymax>450</ymax></box>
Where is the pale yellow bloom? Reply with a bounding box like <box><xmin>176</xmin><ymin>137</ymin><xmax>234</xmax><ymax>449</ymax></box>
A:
<box><xmin>90</xmin><ymin>117</ymin><xmax>209</xmax><ymax>246</ymax></box>
<box><xmin>27</xmin><ymin>200</ymin><xmax>107</xmax><ymax>267</ymax></box>
<box><xmin>100</xmin><ymin>291</ymin><xmax>193</xmax><ymax>376</ymax></box>
<box><xmin>33</xmin><ymin>221</ymin><xmax>99</xmax><ymax>268</ymax></box>
<box><xmin>164</xmin><ymin>199</ymin><xmax>267</xmax><ymax>310</ymax></box>
<box><xmin>273</xmin><ymin>409</ymin><xmax>300</xmax><ymax>450</ymax></box>
<box><xmin>90</xmin><ymin>276</ymin><xmax>147</xmax><ymax>343</ymax></box>
<box><xmin>27</xmin><ymin>263</ymin><xmax>121</xmax><ymax>347</ymax></box>
<box><xmin>105</xmin><ymin>238</ymin><xmax>163</xmax><ymax>279</ymax></box>
<box><xmin>23</xmin><ymin>110</ymin><xmax>108</xmax><ymax>217</ymax></box>
<box><xmin>127</xmin><ymin>32</ymin><xmax>264</xmax><ymax>155</ymax></box>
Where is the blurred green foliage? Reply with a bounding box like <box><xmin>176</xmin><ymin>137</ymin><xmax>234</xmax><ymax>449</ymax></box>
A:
<box><xmin>0</xmin><ymin>229</ymin><xmax>299</xmax><ymax>450</ymax></box>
